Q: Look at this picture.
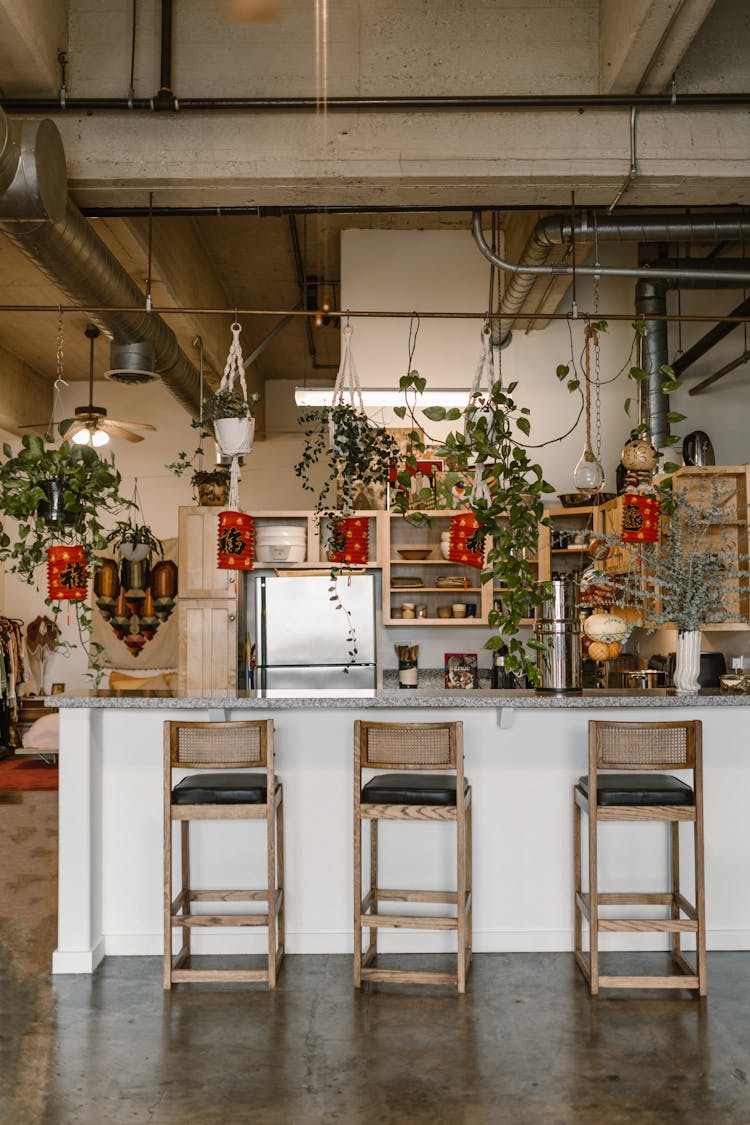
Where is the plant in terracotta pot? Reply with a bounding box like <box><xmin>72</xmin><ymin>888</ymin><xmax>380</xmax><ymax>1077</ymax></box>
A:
<box><xmin>166</xmin><ymin>430</ymin><xmax>232</xmax><ymax>507</ymax></box>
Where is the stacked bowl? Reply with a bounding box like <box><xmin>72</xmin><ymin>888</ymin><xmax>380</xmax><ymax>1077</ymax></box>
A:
<box><xmin>255</xmin><ymin>524</ymin><xmax>307</xmax><ymax>564</ymax></box>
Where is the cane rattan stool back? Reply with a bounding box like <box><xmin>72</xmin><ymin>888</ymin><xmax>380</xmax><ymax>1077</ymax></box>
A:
<box><xmin>574</xmin><ymin>719</ymin><xmax>705</xmax><ymax>996</ymax></box>
<box><xmin>353</xmin><ymin>719</ymin><xmax>472</xmax><ymax>992</ymax></box>
<box><xmin>163</xmin><ymin>719</ymin><xmax>284</xmax><ymax>988</ymax></box>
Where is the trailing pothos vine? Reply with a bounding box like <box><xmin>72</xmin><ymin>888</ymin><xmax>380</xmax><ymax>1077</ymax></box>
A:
<box><xmin>392</xmin><ymin>332</ymin><xmax>557</xmax><ymax>686</ymax></box>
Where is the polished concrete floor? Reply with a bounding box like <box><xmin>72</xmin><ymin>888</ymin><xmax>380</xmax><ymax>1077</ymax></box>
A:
<box><xmin>3</xmin><ymin>791</ymin><xmax>750</xmax><ymax>1123</ymax></box>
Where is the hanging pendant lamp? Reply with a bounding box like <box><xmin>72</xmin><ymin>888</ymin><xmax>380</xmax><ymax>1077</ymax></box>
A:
<box><xmin>573</xmin><ymin>325</ymin><xmax>605</xmax><ymax>496</ymax></box>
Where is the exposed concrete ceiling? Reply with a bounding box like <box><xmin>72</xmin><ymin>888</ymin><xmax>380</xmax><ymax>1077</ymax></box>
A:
<box><xmin>0</xmin><ymin>0</ymin><xmax>744</xmax><ymax>435</ymax></box>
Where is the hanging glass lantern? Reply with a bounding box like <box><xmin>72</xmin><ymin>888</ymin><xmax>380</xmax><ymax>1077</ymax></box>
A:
<box><xmin>573</xmin><ymin>324</ymin><xmax>605</xmax><ymax>496</ymax></box>
<box><xmin>47</xmin><ymin>545</ymin><xmax>88</xmax><ymax>601</ymax></box>
<box><xmin>217</xmin><ymin>511</ymin><xmax>254</xmax><ymax>570</ymax></box>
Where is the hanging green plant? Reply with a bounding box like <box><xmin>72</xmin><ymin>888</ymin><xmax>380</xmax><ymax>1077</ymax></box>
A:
<box><xmin>0</xmin><ymin>427</ymin><xmax>133</xmax><ymax>685</ymax></box>
<box><xmin>395</xmin><ymin>328</ymin><xmax>556</xmax><ymax>685</ymax></box>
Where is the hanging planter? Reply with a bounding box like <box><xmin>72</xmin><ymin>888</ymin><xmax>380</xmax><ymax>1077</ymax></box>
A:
<box><xmin>47</xmin><ymin>545</ymin><xmax>88</xmax><ymax>601</ymax></box>
<box><xmin>205</xmin><ymin>322</ymin><xmax>259</xmax><ymax>458</ymax></box>
<box><xmin>213</xmin><ymin>414</ymin><xmax>256</xmax><ymax>457</ymax></box>
<box><xmin>217</xmin><ymin>510</ymin><xmax>255</xmax><ymax>571</ymax></box>
<box><xmin>621</xmin><ymin>493</ymin><xmax>661</xmax><ymax>543</ymax></box>
<box><xmin>38</xmin><ymin>479</ymin><xmax>76</xmax><ymax>527</ymax></box>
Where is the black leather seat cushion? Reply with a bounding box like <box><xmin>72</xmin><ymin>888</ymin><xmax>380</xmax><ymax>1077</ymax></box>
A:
<box><xmin>361</xmin><ymin>772</ymin><xmax>468</xmax><ymax>806</ymax></box>
<box><xmin>578</xmin><ymin>772</ymin><xmax>694</xmax><ymax>807</ymax></box>
<box><xmin>172</xmin><ymin>772</ymin><xmax>269</xmax><ymax>805</ymax></box>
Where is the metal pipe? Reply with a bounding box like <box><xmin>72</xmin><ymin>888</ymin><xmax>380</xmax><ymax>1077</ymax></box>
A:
<box><xmin>0</xmin><ymin>107</ymin><xmax>201</xmax><ymax>414</ymax></box>
<box><xmin>2</xmin><ymin>93</ymin><xmax>750</xmax><ymax>113</ymax></box>
<box><xmin>160</xmin><ymin>0</ymin><xmax>173</xmax><ymax>93</ymax></box>
<box><xmin>474</xmin><ymin>211</ymin><xmax>750</xmax><ymax>287</ymax></box>
<box><xmin>635</xmin><ymin>279</ymin><xmax>669</xmax><ymax>448</ymax></box>
<box><xmin>672</xmin><ymin>294</ymin><xmax>750</xmax><ymax>375</ymax></box>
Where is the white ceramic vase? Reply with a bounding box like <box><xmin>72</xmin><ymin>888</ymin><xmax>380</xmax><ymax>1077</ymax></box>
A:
<box><xmin>213</xmin><ymin>415</ymin><xmax>255</xmax><ymax>457</ymax></box>
<box><xmin>673</xmin><ymin>628</ymin><xmax>701</xmax><ymax>692</ymax></box>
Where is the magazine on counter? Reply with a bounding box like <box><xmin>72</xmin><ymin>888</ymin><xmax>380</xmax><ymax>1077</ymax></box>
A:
<box><xmin>444</xmin><ymin>653</ymin><xmax>478</xmax><ymax>689</ymax></box>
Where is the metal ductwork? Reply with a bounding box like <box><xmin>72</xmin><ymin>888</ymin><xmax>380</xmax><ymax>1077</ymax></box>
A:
<box><xmin>0</xmin><ymin>108</ymin><xmax>200</xmax><ymax>415</ymax></box>
<box><xmin>488</xmin><ymin>210</ymin><xmax>750</xmax><ymax>346</ymax></box>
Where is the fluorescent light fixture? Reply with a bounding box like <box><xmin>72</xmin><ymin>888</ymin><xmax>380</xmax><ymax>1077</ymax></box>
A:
<box><xmin>295</xmin><ymin>386</ymin><xmax>471</xmax><ymax>408</ymax></box>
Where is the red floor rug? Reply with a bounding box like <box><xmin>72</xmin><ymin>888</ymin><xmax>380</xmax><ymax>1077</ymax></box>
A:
<box><xmin>0</xmin><ymin>757</ymin><xmax>58</xmax><ymax>793</ymax></box>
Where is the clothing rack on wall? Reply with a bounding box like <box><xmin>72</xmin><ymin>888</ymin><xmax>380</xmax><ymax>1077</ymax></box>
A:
<box><xmin>0</xmin><ymin>617</ymin><xmax>26</xmax><ymax>758</ymax></box>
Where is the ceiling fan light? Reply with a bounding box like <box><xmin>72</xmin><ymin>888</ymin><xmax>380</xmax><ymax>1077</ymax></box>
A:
<box><xmin>72</xmin><ymin>427</ymin><xmax>91</xmax><ymax>445</ymax></box>
<box><xmin>91</xmin><ymin>429</ymin><xmax>110</xmax><ymax>448</ymax></box>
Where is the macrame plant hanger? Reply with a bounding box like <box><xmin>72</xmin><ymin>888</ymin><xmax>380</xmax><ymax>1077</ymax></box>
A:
<box><xmin>329</xmin><ymin>321</ymin><xmax>364</xmax><ymax>437</ymax></box>
<box><xmin>219</xmin><ymin>320</ymin><xmax>251</xmax><ymax>510</ymax></box>
<box><xmin>467</xmin><ymin>325</ymin><xmax>496</xmax><ymax>508</ymax></box>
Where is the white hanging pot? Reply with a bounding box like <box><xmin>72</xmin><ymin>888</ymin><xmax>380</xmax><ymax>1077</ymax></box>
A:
<box><xmin>213</xmin><ymin>415</ymin><xmax>255</xmax><ymax>457</ymax></box>
<box><xmin>118</xmin><ymin>542</ymin><xmax>151</xmax><ymax>563</ymax></box>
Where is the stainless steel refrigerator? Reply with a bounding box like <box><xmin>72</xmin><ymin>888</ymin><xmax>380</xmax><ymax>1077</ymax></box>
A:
<box><xmin>253</xmin><ymin>574</ymin><xmax>377</xmax><ymax>690</ymax></box>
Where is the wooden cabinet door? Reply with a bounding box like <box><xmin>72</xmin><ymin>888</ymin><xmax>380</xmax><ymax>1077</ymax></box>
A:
<box><xmin>177</xmin><ymin>599</ymin><xmax>239</xmax><ymax>694</ymax></box>
<box><xmin>178</xmin><ymin>506</ymin><xmax>237</xmax><ymax>598</ymax></box>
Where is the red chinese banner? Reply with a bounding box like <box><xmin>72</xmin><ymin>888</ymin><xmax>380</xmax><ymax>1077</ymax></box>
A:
<box><xmin>329</xmin><ymin>516</ymin><xmax>369</xmax><ymax>565</ymax></box>
<box><xmin>620</xmin><ymin>493</ymin><xmax>660</xmax><ymax>543</ymax></box>
<box><xmin>217</xmin><ymin>511</ymin><xmax>255</xmax><ymax>570</ymax></box>
<box><xmin>448</xmin><ymin>513</ymin><xmax>484</xmax><ymax>569</ymax></box>
<box><xmin>47</xmin><ymin>545</ymin><xmax>88</xmax><ymax>601</ymax></box>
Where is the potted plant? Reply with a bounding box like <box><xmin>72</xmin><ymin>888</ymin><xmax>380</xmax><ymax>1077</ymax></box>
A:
<box><xmin>203</xmin><ymin>387</ymin><xmax>259</xmax><ymax>458</ymax></box>
<box><xmin>602</xmin><ymin>478</ymin><xmax>749</xmax><ymax>691</ymax></box>
<box><xmin>106</xmin><ymin>518</ymin><xmax>165</xmax><ymax>563</ymax></box>
<box><xmin>0</xmin><ymin>429</ymin><xmax>132</xmax><ymax>685</ymax></box>
<box><xmin>295</xmin><ymin>402</ymin><xmax>397</xmax><ymax>521</ymax></box>
<box><xmin>166</xmin><ymin>426</ymin><xmax>232</xmax><ymax>507</ymax></box>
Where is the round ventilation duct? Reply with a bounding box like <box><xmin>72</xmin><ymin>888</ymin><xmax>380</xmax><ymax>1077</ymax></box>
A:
<box><xmin>104</xmin><ymin>340</ymin><xmax>160</xmax><ymax>385</ymax></box>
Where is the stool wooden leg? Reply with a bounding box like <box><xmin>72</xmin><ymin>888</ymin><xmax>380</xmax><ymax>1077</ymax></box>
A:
<box><xmin>276</xmin><ymin>787</ymin><xmax>285</xmax><ymax>966</ymax></box>
<box><xmin>670</xmin><ymin>820</ymin><xmax>681</xmax><ymax>964</ymax></box>
<box><xmin>695</xmin><ymin>809</ymin><xmax>707</xmax><ymax>996</ymax></box>
<box><xmin>368</xmin><ymin>819</ymin><xmax>379</xmax><ymax>964</ymax></box>
<box><xmin>180</xmin><ymin>821</ymin><xmax>191</xmax><ymax>964</ymax></box>
<box><xmin>266</xmin><ymin>795</ymin><xmax>277</xmax><ymax>990</ymax></box>
<box><xmin>353</xmin><ymin>808</ymin><xmax>362</xmax><ymax>988</ymax></box>
<box><xmin>163</xmin><ymin>815</ymin><xmax>172</xmax><ymax>990</ymax></box>
<box><xmin>588</xmin><ymin>808</ymin><xmax>600</xmax><ymax>996</ymax></box>
<box><xmin>573</xmin><ymin>793</ymin><xmax>582</xmax><ymax>966</ymax></box>
<box><xmin>465</xmin><ymin>795</ymin><xmax>473</xmax><ymax>968</ymax></box>
<box><xmin>457</xmin><ymin>805</ymin><xmax>467</xmax><ymax>995</ymax></box>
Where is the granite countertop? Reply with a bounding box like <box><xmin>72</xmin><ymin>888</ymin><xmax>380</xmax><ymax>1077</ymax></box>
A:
<box><xmin>46</xmin><ymin>687</ymin><xmax>749</xmax><ymax>710</ymax></box>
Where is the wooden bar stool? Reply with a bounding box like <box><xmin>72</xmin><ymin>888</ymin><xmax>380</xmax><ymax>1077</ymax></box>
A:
<box><xmin>163</xmin><ymin>719</ymin><xmax>284</xmax><ymax>988</ymax></box>
<box><xmin>573</xmin><ymin>719</ymin><xmax>706</xmax><ymax>995</ymax></box>
<box><xmin>353</xmin><ymin>719</ymin><xmax>472</xmax><ymax>992</ymax></box>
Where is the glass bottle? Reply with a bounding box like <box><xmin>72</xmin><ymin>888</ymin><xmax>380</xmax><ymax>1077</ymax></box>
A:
<box><xmin>491</xmin><ymin>645</ymin><xmax>514</xmax><ymax>690</ymax></box>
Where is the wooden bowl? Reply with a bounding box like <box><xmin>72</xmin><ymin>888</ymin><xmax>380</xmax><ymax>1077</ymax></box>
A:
<box><xmin>397</xmin><ymin>548</ymin><xmax>432</xmax><ymax>560</ymax></box>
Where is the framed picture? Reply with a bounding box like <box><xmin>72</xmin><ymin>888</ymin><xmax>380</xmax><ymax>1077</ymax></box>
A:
<box><xmin>387</xmin><ymin>457</ymin><xmax>443</xmax><ymax>511</ymax></box>
<box><xmin>444</xmin><ymin>652</ymin><xmax>479</xmax><ymax>689</ymax></box>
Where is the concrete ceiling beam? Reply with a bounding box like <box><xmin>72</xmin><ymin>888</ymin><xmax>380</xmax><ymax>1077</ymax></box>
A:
<box><xmin>599</xmin><ymin>0</ymin><xmax>718</xmax><ymax>95</ymax></box>
<box><xmin>54</xmin><ymin>108</ymin><xmax>750</xmax><ymax>210</ymax></box>
<box><xmin>0</xmin><ymin>0</ymin><xmax>67</xmax><ymax>96</ymax></box>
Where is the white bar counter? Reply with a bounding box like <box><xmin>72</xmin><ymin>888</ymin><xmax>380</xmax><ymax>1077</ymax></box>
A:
<box><xmin>49</xmin><ymin>688</ymin><xmax>750</xmax><ymax>974</ymax></box>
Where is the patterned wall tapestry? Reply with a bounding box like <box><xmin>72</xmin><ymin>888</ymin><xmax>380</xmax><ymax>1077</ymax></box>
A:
<box><xmin>91</xmin><ymin>538</ymin><xmax>178</xmax><ymax>671</ymax></box>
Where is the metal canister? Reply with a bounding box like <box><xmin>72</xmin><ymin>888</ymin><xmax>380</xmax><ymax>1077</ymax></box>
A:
<box><xmin>534</xmin><ymin>577</ymin><xmax>582</xmax><ymax>693</ymax></box>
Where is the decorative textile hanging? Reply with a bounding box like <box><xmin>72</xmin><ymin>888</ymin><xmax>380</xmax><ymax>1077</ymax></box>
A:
<box><xmin>620</xmin><ymin>493</ymin><xmax>660</xmax><ymax>543</ymax></box>
<box><xmin>217</xmin><ymin>510</ymin><xmax>255</xmax><ymax>571</ymax></box>
<box><xmin>47</xmin><ymin>545</ymin><xmax>88</xmax><ymax>601</ymax></box>
<box><xmin>448</xmin><ymin>513</ymin><xmax>484</xmax><ymax>569</ymax></box>
<box><xmin>328</xmin><ymin>517</ymin><xmax>369</xmax><ymax>565</ymax></box>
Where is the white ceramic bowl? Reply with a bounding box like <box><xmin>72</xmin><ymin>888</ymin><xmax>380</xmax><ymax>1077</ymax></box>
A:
<box><xmin>440</xmin><ymin>542</ymin><xmax>451</xmax><ymax>559</ymax></box>
<box><xmin>256</xmin><ymin>526</ymin><xmax>306</xmax><ymax>541</ymax></box>
<box><xmin>255</xmin><ymin>543</ymin><xmax>307</xmax><ymax>563</ymax></box>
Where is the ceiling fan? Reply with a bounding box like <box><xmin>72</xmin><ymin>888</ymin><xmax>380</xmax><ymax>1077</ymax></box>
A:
<box><xmin>66</xmin><ymin>325</ymin><xmax>157</xmax><ymax>446</ymax></box>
